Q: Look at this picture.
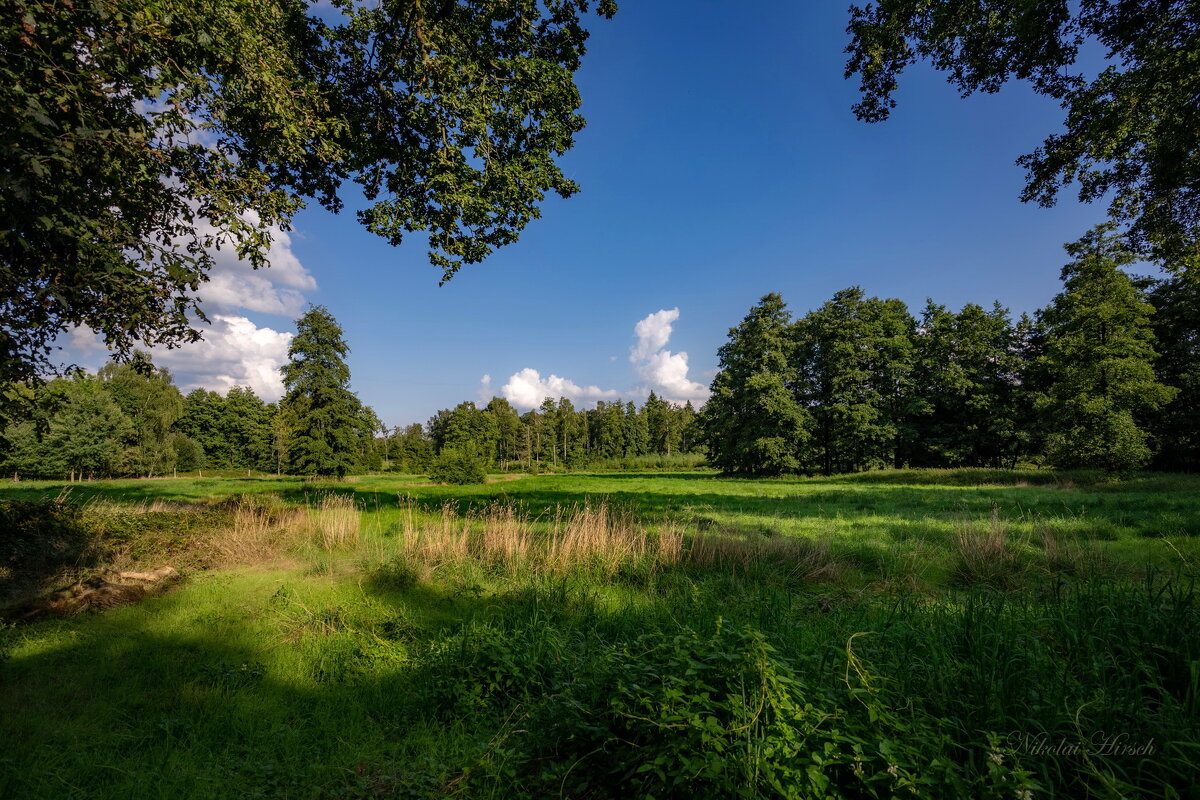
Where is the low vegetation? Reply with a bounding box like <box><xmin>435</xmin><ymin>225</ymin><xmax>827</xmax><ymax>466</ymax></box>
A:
<box><xmin>1</xmin><ymin>469</ymin><xmax>1198</xmax><ymax>798</ymax></box>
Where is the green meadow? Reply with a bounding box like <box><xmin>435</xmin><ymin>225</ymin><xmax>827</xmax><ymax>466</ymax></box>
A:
<box><xmin>2</xmin><ymin>470</ymin><xmax>1198</xmax><ymax>799</ymax></box>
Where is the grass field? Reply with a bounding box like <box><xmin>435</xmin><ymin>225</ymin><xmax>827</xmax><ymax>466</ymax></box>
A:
<box><xmin>1</xmin><ymin>470</ymin><xmax>1198</xmax><ymax>798</ymax></box>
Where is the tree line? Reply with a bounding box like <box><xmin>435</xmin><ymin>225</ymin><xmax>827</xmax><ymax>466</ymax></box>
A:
<box><xmin>0</xmin><ymin>303</ymin><xmax>703</xmax><ymax>480</ymax></box>
<box><xmin>0</xmin><ymin>307</ymin><xmax>386</xmax><ymax>480</ymax></box>
<box><xmin>3</xmin><ymin>225</ymin><xmax>1196</xmax><ymax>480</ymax></box>
<box><xmin>699</xmin><ymin>227</ymin><xmax>1198</xmax><ymax>475</ymax></box>
<box><xmin>409</xmin><ymin>393</ymin><xmax>702</xmax><ymax>474</ymax></box>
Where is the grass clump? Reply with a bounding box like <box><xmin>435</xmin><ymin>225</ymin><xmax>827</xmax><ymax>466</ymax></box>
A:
<box><xmin>308</xmin><ymin>492</ymin><xmax>361</xmax><ymax>551</ymax></box>
<box><xmin>213</xmin><ymin>494</ymin><xmax>308</xmax><ymax>563</ymax></box>
<box><xmin>951</xmin><ymin>508</ymin><xmax>1029</xmax><ymax>589</ymax></box>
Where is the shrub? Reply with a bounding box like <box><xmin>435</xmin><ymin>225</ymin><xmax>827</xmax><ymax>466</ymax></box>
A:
<box><xmin>429</xmin><ymin>448</ymin><xmax>487</xmax><ymax>485</ymax></box>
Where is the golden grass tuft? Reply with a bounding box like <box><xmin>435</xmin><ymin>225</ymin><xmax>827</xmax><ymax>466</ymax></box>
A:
<box><xmin>951</xmin><ymin>507</ymin><xmax>1025</xmax><ymax>588</ymax></box>
<box><xmin>309</xmin><ymin>493</ymin><xmax>362</xmax><ymax>551</ymax></box>
<box><xmin>478</xmin><ymin>502</ymin><xmax>534</xmax><ymax>570</ymax></box>
<box><xmin>403</xmin><ymin>502</ymin><xmax>470</xmax><ymax>566</ymax></box>
<box><xmin>548</xmin><ymin>503</ymin><xmax>649</xmax><ymax>576</ymax></box>
<box><xmin>388</xmin><ymin>501</ymin><xmax>831</xmax><ymax>580</ymax></box>
<box><xmin>212</xmin><ymin>495</ymin><xmax>308</xmax><ymax>563</ymax></box>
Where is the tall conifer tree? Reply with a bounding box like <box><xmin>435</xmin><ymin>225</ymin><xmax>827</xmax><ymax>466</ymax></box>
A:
<box><xmin>699</xmin><ymin>293</ymin><xmax>809</xmax><ymax>475</ymax></box>
<box><xmin>1040</xmin><ymin>227</ymin><xmax>1176</xmax><ymax>471</ymax></box>
<box><xmin>281</xmin><ymin>306</ymin><xmax>362</xmax><ymax>477</ymax></box>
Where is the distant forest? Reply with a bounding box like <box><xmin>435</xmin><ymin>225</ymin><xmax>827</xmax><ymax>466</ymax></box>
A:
<box><xmin>1</xmin><ymin>229</ymin><xmax>1196</xmax><ymax>479</ymax></box>
<box><xmin>0</xmin><ymin>369</ymin><xmax>699</xmax><ymax>480</ymax></box>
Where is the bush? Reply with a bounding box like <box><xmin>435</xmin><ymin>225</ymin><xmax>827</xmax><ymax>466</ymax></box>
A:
<box><xmin>428</xmin><ymin>448</ymin><xmax>487</xmax><ymax>485</ymax></box>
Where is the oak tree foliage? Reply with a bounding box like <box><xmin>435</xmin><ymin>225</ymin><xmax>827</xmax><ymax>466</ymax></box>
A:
<box><xmin>2</xmin><ymin>0</ymin><xmax>616</xmax><ymax>385</ymax></box>
<box><xmin>845</xmin><ymin>0</ymin><xmax>1200</xmax><ymax>269</ymax></box>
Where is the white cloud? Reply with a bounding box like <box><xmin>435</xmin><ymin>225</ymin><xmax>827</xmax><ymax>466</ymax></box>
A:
<box><xmin>128</xmin><ymin>99</ymin><xmax>315</xmax><ymax>318</ymax></box>
<box><xmin>155</xmin><ymin>214</ymin><xmax>314</xmax><ymax>397</ymax></box>
<box><xmin>486</xmin><ymin>308</ymin><xmax>710</xmax><ymax>411</ymax></box>
<box><xmin>193</xmin><ymin>217</ymin><xmax>317</xmax><ymax>317</ymax></box>
<box><xmin>631</xmin><ymin>308</ymin><xmax>679</xmax><ymax>362</ymax></box>
<box><xmin>629</xmin><ymin>308</ymin><xmax>710</xmax><ymax>404</ymax></box>
<box><xmin>151</xmin><ymin>315</ymin><xmax>292</xmax><ymax>400</ymax></box>
<box><xmin>501</xmin><ymin>368</ymin><xmax>620</xmax><ymax>409</ymax></box>
<box><xmin>64</xmin><ymin>325</ymin><xmax>108</xmax><ymax>358</ymax></box>
<box><xmin>50</xmin><ymin>135</ymin><xmax>315</xmax><ymax>398</ymax></box>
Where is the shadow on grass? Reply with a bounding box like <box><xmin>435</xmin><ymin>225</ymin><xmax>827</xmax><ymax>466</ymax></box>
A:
<box><xmin>4</xmin><ymin>564</ymin><xmax>1199</xmax><ymax>800</ymax></box>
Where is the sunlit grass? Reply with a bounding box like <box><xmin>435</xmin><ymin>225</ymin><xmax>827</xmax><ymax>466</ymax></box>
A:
<box><xmin>1</xmin><ymin>469</ymin><xmax>1198</xmax><ymax>798</ymax></box>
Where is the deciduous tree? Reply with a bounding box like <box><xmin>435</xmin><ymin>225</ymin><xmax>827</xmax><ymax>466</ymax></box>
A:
<box><xmin>3</xmin><ymin>0</ymin><xmax>616</xmax><ymax>385</ymax></box>
<box><xmin>846</xmin><ymin>0</ymin><xmax>1200</xmax><ymax>268</ymax></box>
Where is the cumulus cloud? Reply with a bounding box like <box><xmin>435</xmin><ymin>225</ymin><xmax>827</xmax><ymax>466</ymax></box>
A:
<box><xmin>150</xmin><ymin>315</ymin><xmax>293</xmax><ymax>400</ymax></box>
<box><xmin>194</xmin><ymin>217</ymin><xmax>317</xmax><ymax>317</ymax></box>
<box><xmin>631</xmin><ymin>309</ymin><xmax>678</xmax><ymax>362</ymax></box>
<box><xmin>143</xmin><ymin>214</ymin><xmax>316</xmax><ymax>396</ymax></box>
<box><xmin>486</xmin><ymin>308</ymin><xmax>710</xmax><ymax>411</ymax></box>
<box><xmin>49</xmin><ymin>109</ymin><xmax>314</xmax><ymax>396</ymax></box>
<box><xmin>629</xmin><ymin>308</ymin><xmax>710</xmax><ymax>404</ymax></box>
<box><xmin>501</xmin><ymin>368</ymin><xmax>620</xmax><ymax>409</ymax></box>
<box><xmin>477</xmin><ymin>374</ymin><xmax>493</xmax><ymax>403</ymax></box>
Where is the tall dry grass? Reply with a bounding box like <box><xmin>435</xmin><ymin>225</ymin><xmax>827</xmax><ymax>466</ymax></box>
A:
<box><xmin>951</xmin><ymin>507</ymin><xmax>1025</xmax><ymax>588</ymax></box>
<box><xmin>548</xmin><ymin>503</ymin><xmax>651</xmax><ymax>576</ymax></box>
<box><xmin>211</xmin><ymin>493</ymin><xmax>362</xmax><ymax>561</ymax></box>
<box><xmin>479</xmin><ymin>502</ymin><xmax>534</xmax><ymax>570</ymax></box>
<box><xmin>308</xmin><ymin>493</ymin><xmax>361</xmax><ymax>551</ymax></box>
<box><xmin>214</xmin><ymin>495</ymin><xmax>309</xmax><ymax>563</ymax></box>
<box><xmin>390</xmin><ymin>501</ymin><xmax>833</xmax><ymax>580</ymax></box>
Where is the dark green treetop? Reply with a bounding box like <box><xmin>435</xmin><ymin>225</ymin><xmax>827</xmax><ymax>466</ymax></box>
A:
<box><xmin>99</xmin><ymin>353</ymin><xmax>185</xmax><ymax>476</ymax></box>
<box><xmin>699</xmin><ymin>293</ymin><xmax>809</xmax><ymax>475</ymax></box>
<box><xmin>1039</xmin><ymin>226</ymin><xmax>1177</xmax><ymax>471</ymax></box>
<box><xmin>1148</xmin><ymin>275</ymin><xmax>1200</xmax><ymax>471</ymax></box>
<box><xmin>792</xmin><ymin>288</ymin><xmax>914</xmax><ymax>474</ymax></box>
<box><xmin>908</xmin><ymin>300</ymin><xmax>1023</xmax><ymax>468</ymax></box>
<box><xmin>281</xmin><ymin>305</ymin><xmax>363</xmax><ymax>477</ymax></box>
<box><xmin>47</xmin><ymin>374</ymin><xmax>133</xmax><ymax>479</ymax></box>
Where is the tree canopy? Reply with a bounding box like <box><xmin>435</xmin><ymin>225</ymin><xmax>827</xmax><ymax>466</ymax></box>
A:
<box><xmin>845</xmin><ymin>0</ymin><xmax>1200</xmax><ymax>269</ymax></box>
<box><xmin>698</xmin><ymin>293</ymin><xmax>810</xmax><ymax>475</ymax></box>
<box><xmin>1</xmin><ymin>0</ymin><xmax>616</xmax><ymax>385</ymax></box>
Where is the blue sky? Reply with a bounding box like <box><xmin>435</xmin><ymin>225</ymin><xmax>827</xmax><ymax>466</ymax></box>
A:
<box><xmin>108</xmin><ymin>1</ymin><xmax>1111</xmax><ymax>428</ymax></box>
